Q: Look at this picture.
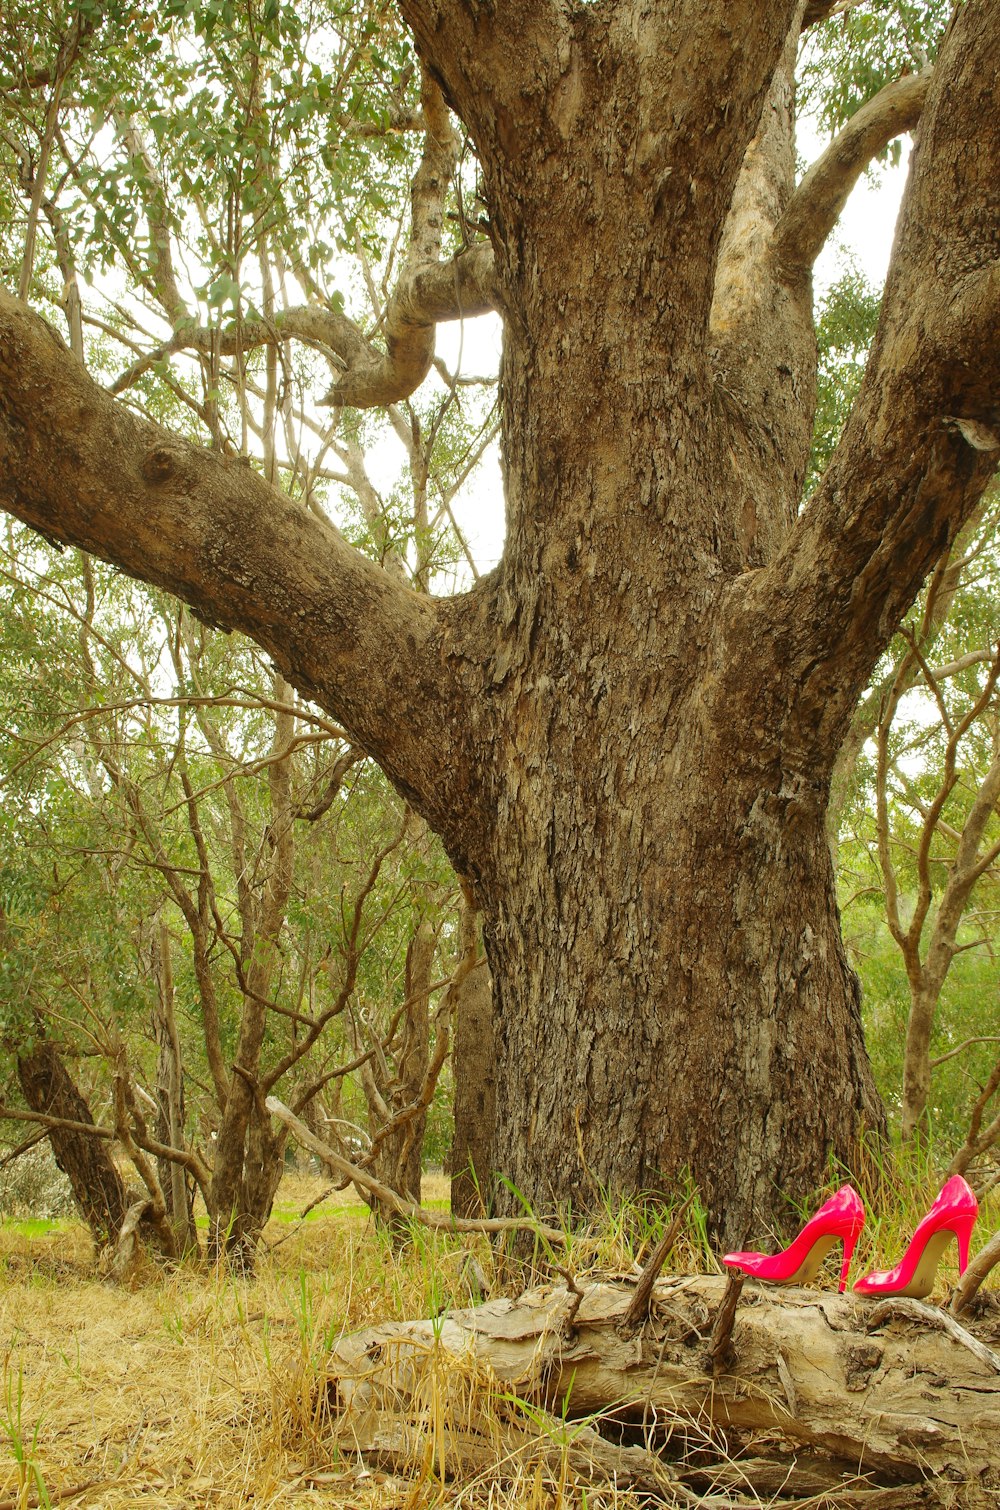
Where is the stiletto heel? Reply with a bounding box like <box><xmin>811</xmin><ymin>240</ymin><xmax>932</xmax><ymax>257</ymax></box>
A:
<box><xmin>853</xmin><ymin>1175</ymin><xmax>978</xmax><ymax>1299</ymax></box>
<box><xmin>723</xmin><ymin>1184</ymin><xmax>865</xmax><ymax>1294</ymax></box>
<box><xmin>838</xmin><ymin>1230</ymin><xmax>860</xmax><ymax>1292</ymax></box>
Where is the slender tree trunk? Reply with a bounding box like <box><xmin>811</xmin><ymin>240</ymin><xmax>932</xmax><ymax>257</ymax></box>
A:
<box><xmin>451</xmin><ymin>957</ymin><xmax>494</xmax><ymax>1219</ymax></box>
<box><xmin>207</xmin><ymin>676</ymin><xmax>295</xmax><ymax>1264</ymax></box>
<box><xmin>16</xmin><ymin>1037</ymin><xmax>128</xmax><ymax>1248</ymax></box>
<box><xmin>901</xmin><ymin>985</ymin><xmax>937</xmax><ymax>1146</ymax></box>
<box><xmin>361</xmin><ymin>915</ymin><xmax>435</xmax><ymax>1229</ymax></box>
<box><xmin>152</xmin><ymin>919</ymin><xmax>198</xmax><ymax>1254</ymax></box>
<box><xmin>240</xmin><ymin>1103</ymin><xmax>286</xmax><ymax>1241</ymax></box>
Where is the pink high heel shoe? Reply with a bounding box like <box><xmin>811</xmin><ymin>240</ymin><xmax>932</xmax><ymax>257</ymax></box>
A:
<box><xmin>723</xmin><ymin>1184</ymin><xmax>865</xmax><ymax>1294</ymax></box>
<box><xmin>853</xmin><ymin>1175</ymin><xmax>978</xmax><ymax>1299</ymax></box>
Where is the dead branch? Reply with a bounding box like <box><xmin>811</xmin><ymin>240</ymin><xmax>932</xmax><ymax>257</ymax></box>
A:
<box><xmin>265</xmin><ymin>1096</ymin><xmax>569</xmax><ymax>1245</ymax></box>
<box><xmin>619</xmin><ymin>1191</ymin><xmax>696</xmax><ymax>1335</ymax></box>
<box><xmin>707</xmin><ymin>1268</ymin><xmax>745</xmax><ymax>1373</ymax></box>
<box><xmin>865</xmin><ymin>1294</ymin><xmax>1000</xmax><ymax>1373</ymax></box>
<box><xmin>0</xmin><ymin>1103</ymin><xmax>115</xmax><ymax>1140</ymax></box>
<box><xmin>951</xmin><ymin>1228</ymin><xmax>1000</xmax><ymax>1315</ymax></box>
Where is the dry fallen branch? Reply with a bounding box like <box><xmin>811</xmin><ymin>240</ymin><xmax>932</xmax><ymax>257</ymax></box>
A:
<box><xmin>324</xmin><ymin>1274</ymin><xmax>1000</xmax><ymax>1504</ymax></box>
<box><xmin>951</xmin><ymin>1227</ymin><xmax>1000</xmax><ymax>1315</ymax></box>
<box><xmin>0</xmin><ymin>1479</ymin><xmax>107</xmax><ymax>1510</ymax></box>
<box><xmin>265</xmin><ymin>1097</ymin><xmax>569</xmax><ymax>1246</ymax></box>
<box><xmin>865</xmin><ymin>1294</ymin><xmax>1000</xmax><ymax>1373</ymax></box>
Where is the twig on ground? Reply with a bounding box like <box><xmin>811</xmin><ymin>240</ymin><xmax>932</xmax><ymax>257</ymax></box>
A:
<box><xmin>265</xmin><ymin>1096</ymin><xmax>569</xmax><ymax>1245</ymax></box>
<box><xmin>619</xmin><ymin>1191</ymin><xmax>696</xmax><ymax>1335</ymax></box>
<box><xmin>553</xmin><ymin>1264</ymin><xmax>584</xmax><ymax>1332</ymax></box>
<box><xmin>0</xmin><ymin>1478</ymin><xmax>107</xmax><ymax>1510</ymax></box>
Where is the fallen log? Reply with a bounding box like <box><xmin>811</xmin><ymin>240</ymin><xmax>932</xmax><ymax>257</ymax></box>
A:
<box><xmin>323</xmin><ymin>1273</ymin><xmax>1000</xmax><ymax>1506</ymax></box>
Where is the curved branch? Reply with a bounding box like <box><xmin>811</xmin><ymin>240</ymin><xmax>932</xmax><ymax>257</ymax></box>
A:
<box><xmin>0</xmin><ymin>286</ymin><xmax>473</xmax><ymax>841</ymax></box>
<box><xmin>322</xmin><ymin>67</ymin><xmax>461</xmax><ymax>408</ymax></box>
<box><xmin>265</xmin><ymin>1095</ymin><xmax>569</xmax><ymax>1244</ymax></box>
<box><xmin>107</xmin><ymin>246</ymin><xmax>497</xmax><ymax>400</ymax></box>
<box><xmin>107</xmin><ymin>302</ymin><xmax>371</xmax><ymax>396</ymax></box>
<box><xmin>775</xmin><ymin>70</ymin><xmax>931</xmax><ymax>276</ymax></box>
<box><xmin>321</xmin><ymin>243</ymin><xmax>497</xmax><ymax>407</ymax></box>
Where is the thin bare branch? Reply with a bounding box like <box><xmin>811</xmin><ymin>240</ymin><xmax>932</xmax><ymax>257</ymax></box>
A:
<box><xmin>266</xmin><ymin>1096</ymin><xmax>570</xmax><ymax>1244</ymax></box>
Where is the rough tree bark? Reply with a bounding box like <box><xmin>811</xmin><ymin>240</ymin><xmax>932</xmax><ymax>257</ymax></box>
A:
<box><xmin>15</xmin><ymin>1036</ymin><xmax>128</xmax><ymax>1249</ymax></box>
<box><xmin>450</xmin><ymin>954</ymin><xmax>494</xmax><ymax>1219</ymax></box>
<box><xmin>2</xmin><ymin>1</ymin><xmax>1000</xmax><ymax>1245</ymax></box>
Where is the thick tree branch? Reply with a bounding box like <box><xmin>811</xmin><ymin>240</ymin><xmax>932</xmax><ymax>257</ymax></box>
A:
<box><xmin>403</xmin><ymin>0</ymin><xmax>801</xmax><ymax>348</ymax></box>
<box><xmin>397</xmin><ymin>0</ymin><xmax>564</xmax><ymax>147</ymax></box>
<box><xmin>0</xmin><ymin>286</ymin><xmax>474</xmax><ymax>842</ymax></box>
<box><xmin>775</xmin><ymin>70</ymin><xmax>931</xmax><ymax>276</ymax></box>
<box><xmin>748</xmin><ymin>0</ymin><xmax>1000</xmax><ymax>762</ymax></box>
<box><xmin>802</xmin><ymin>0</ymin><xmax>839</xmax><ymax>24</ymax></box>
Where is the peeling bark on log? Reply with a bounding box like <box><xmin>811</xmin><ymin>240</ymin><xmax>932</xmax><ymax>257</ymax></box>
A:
<box><xmin>323</xmin><ymin>1276</ymin><xmax>1000</xmax><ymax>1506</ymax></box>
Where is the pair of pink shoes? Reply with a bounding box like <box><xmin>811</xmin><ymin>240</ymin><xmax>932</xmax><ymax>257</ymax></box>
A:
<box><xmin>723</xmin><ymin>1175</ymin><xmax>979</xmax><ymax>1298</ymax></box>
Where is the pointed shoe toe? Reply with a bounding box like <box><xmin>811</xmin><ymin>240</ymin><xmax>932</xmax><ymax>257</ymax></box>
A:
<box><xmin>852</xmin><ymin>1176</ymin><xmax>979</xmax><ymax>1300</ymax></box>
<box><xmin>722</xmin><ymin>1184</ymin><xmax>865</xmax><ymax>1293</ymax></box>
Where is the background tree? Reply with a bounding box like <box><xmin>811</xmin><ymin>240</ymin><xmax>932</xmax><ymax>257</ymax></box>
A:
<box><xmin>2</xmin><ymin>0</ymin><xmax>999</xmax><ymax>1244</ymax></box>
<box><xmin>838</xmin><ymin>495</ymin><xmax>1000</xmax><ymax>1174</ymax></box>
<box><xmin>0</xmin><ymin>514</ymin><xmax>462</xmax><ymax>1267</ymax></box>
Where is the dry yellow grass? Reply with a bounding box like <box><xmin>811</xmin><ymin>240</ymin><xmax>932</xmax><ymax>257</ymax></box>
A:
<box><xmin>0</xmin><ymin>1172</ymin><xmax>460</xmax><ymax>1510</ymax></box>
<box><xmin>3</xmin><ymin>1171</ymin><xmax>996</xmax><ymax>1510</ymax></box>
<box><xmin>0</xmin><ymin>1172</ymin><xmax>649</xmax><ymax>1510</ymax></box>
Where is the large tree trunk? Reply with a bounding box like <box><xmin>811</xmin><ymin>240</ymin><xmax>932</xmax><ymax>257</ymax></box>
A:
<box><xmin>480</xmin><ymin>729</ymin><xmax>881</xmax><ymax>1245</ymax></box>
<box><xmin>16</xmin><ymin>1038</ymin><xmax>129</xmax><ymax>1249</ymax></box>
<box><xmin>443</xmin><ymin>11</ymin><xmax>883</xmax><ymax>1245</ymax></box>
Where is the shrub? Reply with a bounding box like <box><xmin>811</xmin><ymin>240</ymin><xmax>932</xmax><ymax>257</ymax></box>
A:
<box><xmin>0</xmin><ymin>1140</ymin><xmax>75</xmax><ymax>1220</ymax></box>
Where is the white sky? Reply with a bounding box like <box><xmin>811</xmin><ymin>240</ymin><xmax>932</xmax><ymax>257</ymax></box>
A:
<box><xmin>814</xmin><ymin>139</ymin><xmax>910</xmax><ymax>292</ymax></box>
